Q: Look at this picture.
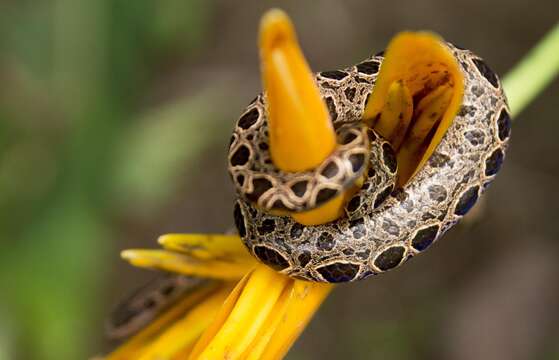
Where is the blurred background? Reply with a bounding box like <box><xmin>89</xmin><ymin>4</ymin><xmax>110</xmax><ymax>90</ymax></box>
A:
<box><xmin>0</xmin><ymin>1</ymin><xmax>558</xmax><ymax>359</ymax></box>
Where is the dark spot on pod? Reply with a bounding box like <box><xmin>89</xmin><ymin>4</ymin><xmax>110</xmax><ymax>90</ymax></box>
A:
<box><xmin>233</xmin><ymin>202</ymin><xmax>246</xmax><ymax>238</ymax></box>
<box><xmin>458</xmin><ymin>105</ymin><xmax>476</xmax><ymax>117</ymax></box>
<box><xmin>161</xmin><ymin>283</ymin><xmax>176</xmax><ymax>296</ymax></box>
<box><xmin>472</xmin><ymin>85</ymin><xmax>484</xmax><ymax>97</ymax></box>
<box><xmin>454</xmin><ymin>185</ymin><xmax>480</xmax><ymax>216</ymax></box>
<box><xmin>374</xmin><ymin>50</ymin><xmax>385</xmax><ymax>57</ymax></box>
<box><xmin>344</xmin><ymin>87</ymin><xmax>356</xmax><ymax>101</ymax></box>
<box><xmin>257</xmin><ymin>219</ymin><xmax>276</xmax><ymax>235</ymax></box>
<box><xmin>246</xmin><ymin>177</ymin><xmax>273</xmax><ymax>202</ymax></box>
<box><xmin>290</xmin><ymin>180</ymin><xmax>309</xmax><ymax>197</ymax></box>
<box><xmin>321</xmin><ymin>161</ymin><xmax>339</xmax><ymax>178</ymax></box>
<box><xmin>381</xmin><ymin>143</ymin><xmax>398</xmax><ymax>173</ymax></box>
<box><xmin>143</xmin><ymin>298</ymin><xmax>156</xmax><ymax>309</ymax></box>
<box><xmin>320</xmin><ymin>70</ymin><xmax>349</xmax><ymax>80</ymax></box>
<box><xmin>315</xmin><ymin>187</ymin><xmax>338</xmax><ymax>205</ymax></box>
<box><xmin>230</xmin><ymin>145</ymin><xmax>251</xmax><ymax>166</ymax></box>
<box><xmin>342</xmin><ymin>248</ymin><xmax>354</xmax><ymax>256</ymax></box>
<box><xmin>374</xmin><ymin>246</ymin><xmax>406</xmax><ymax>271</ymax></box>
<box><xmin>382</xmin><ymin>219</ymin><xmax>400</xmax><ymax>236</ymax></box>
<box><xmin>272</xmin><ymin>199</ymin><xmax>289</xmax><ymax>211</ymax></box>
<box><xmin>298</xmin><ymin>251</ymin><xmax>311</xmax><ymax>267</ymax></box>
<box><xmin>290</xmin><ymin>223</ymin><xmax>304</xmax><ymax>239</ymax></box>
<box><xmin>460</xmin><ymin>170</ymin><xmax>475</xmax><ymax>185</ymax></box>
<box><xmin>356</xmin><ymin>61</ymin><xmax>380</xmax><ymax>75</ymax></box>
<box><xmin>316</xmin><ymin>262</ymin><xmax>360</xmax><ymax>283</ymax></box>
<box><xmin>110</xmin><ymin>305</ymin><xmax>140</xmax><ymax>328</ymax></box>
<box><xmin>485</xmin><ymin>148</ymin><xmax>504</xmax><ymax>176</ymax></box>
<box><xmin>367</xmin><ymin>128</ymin><xmax>377</xmax><ymax>142</ymax></box>
<box><xmin>246</xmin><ymin>134</ymin><xmax>254</xmax><ymax>141</ymax></box>
<box><xmin>429</xmin><ymin>152</ymin><xmax>450</xmax><ymax>168</ymax></box>
<box><xmin>253</xmin><ymin>246</ymin><xmax>289</xmax><ymax>271</ymax></box>
<box><xmin>237</xmin><ymin>108</ymin><xmax>259</xmax><ymax>129</ymax></box>
<box><xmin>496</xmin><ymin>109</ymin><xmax>511</xmax><ymax>141</ymax></box>
<box><xmin>392</xmin><ymin>189</ymin><xmax>408</xmax><ymax>201</ymax></box>
<box><xmin>317</xmin><ymin>232</ymin><xmax>335</xmax><ymax>251</ymax></box>
<box><xmin>236</xmin><ymin>174</ymin><xmax>245</xmax><ymax>187</ymax></box>
<box><xmin>349</xmin><ymin>153</ymin><xmax>366</xmax><ymax>173</ymax></box>
<box><xmin>472</xmin><ymin>58</ymin><xmax>499</xmax><ymax>88</ymax></box>
<box><xmin>325</xmin><ymin>97</ymin><xmax>338</xmax><ymax>121</ymax></box>
<box><xmin>364</xmin><ymin>93</ymin><xmax>371</xmax><ymax>106</ymax></box>
<box><xmin>367</xmin><ymin>167</ymin><xmax>376</xmax><ymax>178</ymax></box>
<box><xmin>411</xmin><ymin>225</ymin><xmax>439</xmax><ymax>251</ymax></box>
<box><xmin>464</xmin><ymin>130</ymin><xmax>485</xmax><ymax>146</ymax></box>
<box><xmin>428</xmin><ymin>184</ymin><xmax>447</xmax><ymax>202</ymax></box>
<box><xmin>349</xmin><ymin>218</ymin><xmax>366</xmax><ymax>239</ymax></box>
<box><xmin>374</xmin><ymin>185</ymin><xmax>393</xmax><ymax>208</ymax></box>
<box><xmin>341</xmin><ymin>131</ymin><xmax>357</xmax><ymax>145</ymax></box>
<box><xmin>421</xmin><ymin>212</ymin><xmax>436</xmax><ymax>221</ymax></box>
<box><xmin>356</xmin><ymin>249</ymin><xmax>370</xmax><ymax>260</ymax></box>
<box><xmin>346</xmin><ymin>195</ymin><xmax>361</xmax><ymax>212</ymax></box>
<box><xmin>355</xmin><ymin>77</ymin><xmax>371</xmax><ymax>84</ymax></box>
<box><xmin>258</xmin><ymin>142</ymin><xmax>269</xmax><ymax>151</ymax></box>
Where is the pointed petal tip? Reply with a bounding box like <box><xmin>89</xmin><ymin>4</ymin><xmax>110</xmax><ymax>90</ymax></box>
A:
<box><xmin>258</xmin><ymin>8</ymin><xmax>336</xmax><ymax>172</ymax></box>
<box><xmin>259</xmin><ymin>9</ymin><xmax>294</xmax><ymax>51</ymax></box>
<box><xmin>120</xmin><ymin>249</ymin><xmax>137</xmax><ymax>260</ymax></box>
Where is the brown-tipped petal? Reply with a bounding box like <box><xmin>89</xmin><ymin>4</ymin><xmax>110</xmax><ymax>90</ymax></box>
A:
<box><xmin>364</xmin><ymin>32</ymin><xmax>464</xmax><ymax>186</ymax></box>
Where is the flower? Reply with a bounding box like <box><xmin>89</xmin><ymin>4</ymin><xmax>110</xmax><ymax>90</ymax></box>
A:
<box><xmin>103</xmin><ymin>7</ymin><xmax>559</xmax><ymax>360</ymax></box>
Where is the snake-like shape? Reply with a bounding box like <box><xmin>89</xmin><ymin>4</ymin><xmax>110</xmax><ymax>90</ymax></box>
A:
<box><xmin>228</xmin><ymin>43</ymin><xmax>510</xmax><ymax>282</ymax></box>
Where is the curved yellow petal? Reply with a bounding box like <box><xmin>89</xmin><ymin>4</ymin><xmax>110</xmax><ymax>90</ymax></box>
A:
<box><xmin>242</xmin><ymin>284</ymin><xmax>292</xmax><ymax>359</ymax></box>
<box><xmin>364</xmin><ymin>32</ymin><xmax>464</xmax><ymax>186</ymax></box>
<box><xmin>158</xmin><ymin>233</ymin><xmax>254</xmax><ymax>262</ymax></box>
<box><xmin>260</xmin><ymin>8</ymin><xmax>336</xmax><ymax>172</ymax></box>
<box><xmin>188</xmin><ymin>271</ymin><xmax>250</xmax><ymax>359</ymax></box>
<box><xmin>193</xmin><ymin>264</ymin><xmax>291</xmax><ymax>359</ymax></box>
<box><xmin>121</xmin><ymin>249</ymin><xmax>253</xmax><ymax>280</ymax></box>
<box><xmin>136</xmin><ymin>285</ymin><xmax>233</xmax><ymax>360</ymax></box>
<box><xmin>260</xmin><ymin>280</ymin><xmax>333</xmax><ymax>358</ymax></box>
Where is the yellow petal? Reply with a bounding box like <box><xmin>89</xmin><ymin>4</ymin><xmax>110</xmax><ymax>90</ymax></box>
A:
<box><xmin>121</xmin><ymin>249</ymin><xmax>253</xmax><ymax>280</ymax></box>
<box><xmin>372</xmin><ymin>80</ymin><xmax>413</xmax><ymax>150</ymax></box>
<box><xmin>242</xmin><ymin>284</ymin><xmax>292</xmax><ymax>359</ymax></box>
<box><xmin>190</xmin><ymin>264</ymin><xmax>291</xmax><ymax>359</ymax></box>
<box><xmin>292</xmin><ymin>192</ymin><xmax>346</xmax><ymax>226</ymax></box>
<box><xmin>158</xmin><ymin>233</ymin><xmax>254</xmax><ymax>262</ymax></box>
<box><xmin>136</xmin><ymin>285</ymin><xmax>233</xmax><ymax>360</ymax></box>
<box><xmin>364</xmin><ymin>32</ymin><xmax>464</xmax><ymax>185</ymax></box>
<box><xmin>397</xmin><ymin>83</ymin><xmax>453</xmax><ymax>182</ymax></box>
<box><xmin>260</xmin><ymin>280</ymin><xmax>333</xmax><ymax>359</ymax></box>
<box><xmin>188</xmin><ymin>270</ymin><xmax>251</xmax><ymax>359</ymax></box>
<box><xmin>259</xmin><ymin>8</ymin><xmax>336</xmax><ymax>172</ymax></box>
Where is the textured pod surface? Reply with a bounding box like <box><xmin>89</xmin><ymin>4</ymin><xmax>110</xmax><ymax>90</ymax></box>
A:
<box><xmin>231</xmin><ymin>44</ymin><xmax>510</xmax><ymax>282</ymax></box>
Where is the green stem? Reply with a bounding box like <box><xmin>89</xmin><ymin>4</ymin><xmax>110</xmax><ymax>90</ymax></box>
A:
<box><xmin>503</xmin><ymin>22</ymin><xmax>559</xmax><ymax>117</ymax></box>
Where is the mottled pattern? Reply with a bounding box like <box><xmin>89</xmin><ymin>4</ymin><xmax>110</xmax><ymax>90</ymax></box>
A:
<box><xmin>106</xmin><ymin>275</ymin><xmax>206</xmax><ymax>339</ymax></box>
<box><xmin>229</xmin><ymin>44</ymin><xmax>510</xmax><ymax>282</ymax></box>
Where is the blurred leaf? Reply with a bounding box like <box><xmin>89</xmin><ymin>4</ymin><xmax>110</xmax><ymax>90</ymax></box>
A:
<box><xmin>152</xmin><ymin>0</ymin><xmax>214</xmax><ymax>53</ymax></box>
<box><xmin>110</xmin><ymin>85</ymin><xmax>233</xmax><ymax>215</ymax></box>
